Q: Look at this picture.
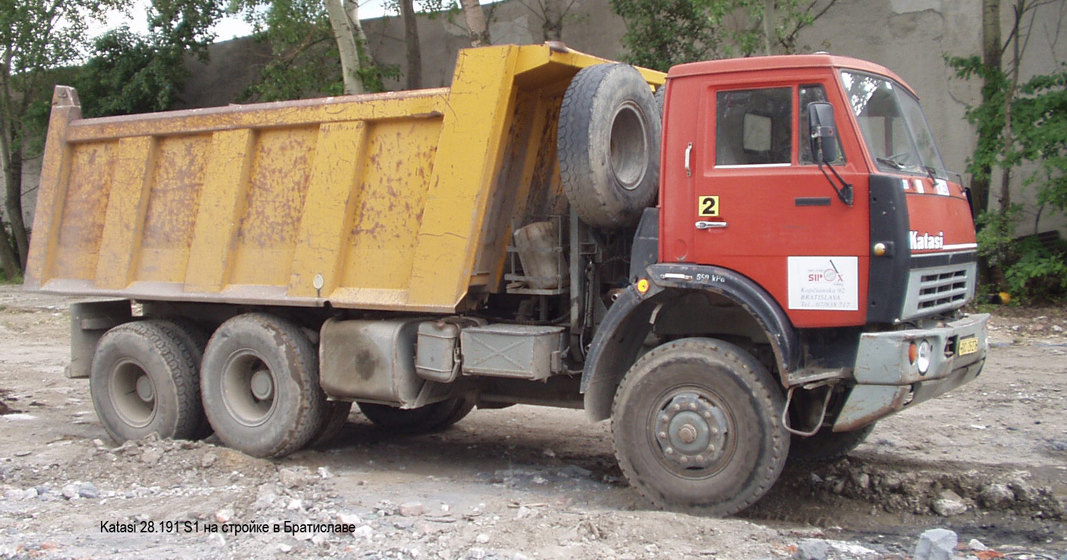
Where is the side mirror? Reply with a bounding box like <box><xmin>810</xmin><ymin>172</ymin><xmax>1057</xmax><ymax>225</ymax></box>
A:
<box><xmin>807</xmin><ymin>102</ymin><xmax>838</xmax><ymax>163</ymax></box>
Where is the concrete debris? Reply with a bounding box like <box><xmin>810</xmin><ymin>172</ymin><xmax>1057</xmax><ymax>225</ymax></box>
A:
<box><xmin>980</xmin><ymin>483</ymin><xmax>1016</xmax><ymax>509</ymax></box>
<box><xmin>932</xmin><ymin>489</ymin><xmax>970</xmax><ymax>516</ymax></box>
<box><xmin>793</xmin><ymin>539</ymin><xmax>829</xmax><ymax>560</ymax></box>
<box><xmin>914</xmin><ymin>528</ymin><xmax>958</xmax><ymax>560</ymax></box>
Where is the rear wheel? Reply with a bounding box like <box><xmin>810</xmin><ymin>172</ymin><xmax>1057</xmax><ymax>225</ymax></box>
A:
<box><xmin>89</xmin><ymin>320</ymin><xmax>203</xmax><ymax>443</ymax></box>
<box><xmin>789</xmin><ymin>423</ymin><xmax>876</xmax><ymax>463</ymax></box>
<box><xmin>200</xmin><ymin>314</ymin><xmax>327</xmax><ymax>458</ymax></box>
<box><xmin>612</xmin><ymin>338</ymin><xmax>788</xmax><ymax>515</ymax></box>
<box><xmin>358</xmin><ymin>397</ymin><xmax>474</xmax><ymax>434</ymax></box>
<box><xmin>310</xmin><ymin>401</ymin><xmax>353</xmax><ymax>446</ymax></box>
<box><xmin>155</xmin><ymin>318</ymin><xmax>212</xmax><ymax>439</ymax></box>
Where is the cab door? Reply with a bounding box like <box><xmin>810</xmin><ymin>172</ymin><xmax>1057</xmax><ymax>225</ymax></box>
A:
<box><xmin>660</xmin><ymin>79</ymin><xmax>871</xmax><ymax>328</ymax></box>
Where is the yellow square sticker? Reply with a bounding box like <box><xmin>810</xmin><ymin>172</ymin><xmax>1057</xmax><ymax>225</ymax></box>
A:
<box><xmin>698</xmin><ymin>195</ymin><xmax>719</xmax><ymax>217</ymax></box>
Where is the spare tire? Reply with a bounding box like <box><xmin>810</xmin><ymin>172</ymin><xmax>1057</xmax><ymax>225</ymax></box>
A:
<box><xmin>559</xmin><ymin>64</ymin><xmax>661</xmax><ymax>229</ymax></box>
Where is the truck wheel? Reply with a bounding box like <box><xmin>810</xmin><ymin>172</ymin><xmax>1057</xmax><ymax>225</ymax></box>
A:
<box><xmin>612</xmin><ymin>338</ymin><xmax>789</xmax><ymax>515</ymax></box>
<box><xmin>788</xmin><ymin>423</ymin><xmax>876</xmax><ymax>463</ymax></box>
<box><xmin>654</xmin><ymin>86</ymin><xmax>665</xmax><ymax>117</ymax></box>
<box><xmin>89</xmin><ymin>320</ymin><xmax>203</xmax><ymax>443</ymax></box>
<box><xmin>155</xmin><ymin>318</ymin><xmax>213</xmax><ymax>439</ymax></box>
<box><xmin>358</xmin><ymin>397</ymin><xmax>474</xmax><ymax>434</ymax></box>
<box><xmin>310</xmin><ymin>401</ymin><xmax>353</xmax><ymax>446</ymax></box>
<box><xmin>559</xmin><ymin>63</ymin><xmax>660</xmax><ymax>229</ymax></box>
<box><xmin>200</xmin><ymin>314</ymin><xmax>327</xmax><ymax>458</ymax></box>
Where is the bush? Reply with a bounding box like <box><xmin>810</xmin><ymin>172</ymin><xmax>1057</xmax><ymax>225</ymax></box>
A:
<box><xmin>976</xmin><ymin>207</ymin><xmax>1067</xmax><ymax>303</ymax></box>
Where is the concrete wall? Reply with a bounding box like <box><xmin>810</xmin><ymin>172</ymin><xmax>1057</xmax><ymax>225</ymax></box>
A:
<box><xmin>21</xmin><ymin>0</ymin><xmax>1067</xmax><ymax>236</ymax></box>
<box><xmin>180</xmin><ymin>0</ymin><xmax>1067</xmax><ymax>235</ymax></box>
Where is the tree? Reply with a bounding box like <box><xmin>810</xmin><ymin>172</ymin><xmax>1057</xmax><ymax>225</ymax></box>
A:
<box><xmin>610</xmin><ymin>0</ymin><xmax>722</xmax><ymax>70</ymax></box>
<box><xmin>233</xmin><ymin>0</ymin><xmax>395</xmax><ymax>100</ymax></box>
<box><xmin>950</xmin><ymin>1</ymin><xmax>1066</xmax><ymax>301</ymax></box>
<box><xmin>0</xmin><ymin>0</ymin><xmax>129</xmax><ymax>278</ymax></box>
<box><xmin>610</xmin><ymin>0</ymin><xmax>837</xmax><ymax>71</ymax></box>
<box><xmin>949</xmin><ymin>0</ymin><xmax>1063</xmax><ymax>215</ymax></box>
<box><xmin>75</xmin><ymin>0</ymin><xmax>222</xmax><ymax>117</ymax></box>
<box><xmin>460</xmin><ymin>0</ymin><xmax>491</xmax><ymax>46</ymax></box>
<box><xmin>517</xmin><ymin>0</ymin><xmax>580</xmax><ymax>41</ymax></box>
<box><xmin>399</xmin><ymin>0</ymin><xmax>422</xmax><ymax>89</ymax></box>
<box><xmin>324</xmin><ymin>0</ymin><xmax>374</xmax><ymax>94</ymax></box>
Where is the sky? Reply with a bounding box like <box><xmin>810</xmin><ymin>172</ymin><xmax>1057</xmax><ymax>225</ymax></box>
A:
<box><xmin>102</xmin><ymin>0</ymin><xmax>396</xmax><ymax>42</ymax></box>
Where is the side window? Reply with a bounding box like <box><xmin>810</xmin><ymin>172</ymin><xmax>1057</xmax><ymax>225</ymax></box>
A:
<box><xmin>716</xmin><ymin>87</ymin><xmax>792</xmax><ymax>166</ymax></box>
<box><xmin>799</xmin><ymin>84</ymin><xmax>845</xmax><ymax>165</ymax></box>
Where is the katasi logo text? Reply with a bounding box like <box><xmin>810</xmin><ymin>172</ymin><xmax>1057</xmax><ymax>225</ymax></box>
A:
<box><xmin>909</xmin><ymin>231</ymin><xmax>944</xmax><ymax>250</ymax></box>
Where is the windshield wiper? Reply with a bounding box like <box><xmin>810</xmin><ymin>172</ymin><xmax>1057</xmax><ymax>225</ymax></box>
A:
<box><xmin>875</xmin><ymin>156</ymin><xmax>907</xmax><ymax>170</ymax></box>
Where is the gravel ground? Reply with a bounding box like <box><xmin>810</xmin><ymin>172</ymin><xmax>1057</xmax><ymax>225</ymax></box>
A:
<box><xmin>0</xmin><ymin>287</ymin><xmax>1064</xmax><ymax>559</ymax></box>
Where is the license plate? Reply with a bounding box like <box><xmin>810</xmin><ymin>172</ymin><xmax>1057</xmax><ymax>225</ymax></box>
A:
<box><xmin>958</xmin><ymin>336</ymin><xmax>979</xmax><ymax>356</ymax></box>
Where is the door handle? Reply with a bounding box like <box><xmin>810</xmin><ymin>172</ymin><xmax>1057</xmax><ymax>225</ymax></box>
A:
<box><xmin>695</xmin><ymin>221</ymin><xmax>727</xmax><ymax>230</ymax></box>
<box><xmin>685</xmin><ymin>142</ymin><xmax>693</xmax><ymax>177</ymax></box>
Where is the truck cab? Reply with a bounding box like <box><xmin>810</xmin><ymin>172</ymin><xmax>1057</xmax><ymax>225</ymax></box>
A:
<box><xmin>583</xmin><ymin>54</ymin><xmax>987</xmax><ymax>513</ymax></box>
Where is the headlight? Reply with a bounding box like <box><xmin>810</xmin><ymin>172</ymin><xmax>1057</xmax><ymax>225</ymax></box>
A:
<box><xmin>915</xmin><ymin>339</ymin><xmax>931</xmax><ymax>374</ymax></box>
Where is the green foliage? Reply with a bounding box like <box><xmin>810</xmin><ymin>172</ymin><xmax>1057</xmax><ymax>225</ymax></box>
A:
<box><xmin>976</xmin><ymin>207</ymin><xmax>1067</xmax><ymax>303</ymax></box>
<box><xmin>1</xmin><ymin>0</ymin><xmax>128</xmax><ymax>155</ymax></box>
<box><xmin>1004</xmin><ymin>237</ymin><xmax>1067</xmax><ymax>303</ymax></box>
<box><xmin>976</xmin><ymin>206</ymin><xmax>1021</xmax><ymax>272</ymax></box>
<box><xmin>232</xmin><ymin>0</ymin><xmax>398</xmax><ymax>101</ymax></box>
<box><xmin>230</xmin><ymin>0</ymin><xmax>341</xmax><ymax>100</ymax></box>
<box><xmin>610</xmin><ymin>0</ymin><xmax>721</xmax><ymax>71</ymax></box>
<box><xmin>0</xmin><ymin>0</ymin><xmax>133</xmax><ymax>275</ymax></box>
<box><xmin>1013</xmin><ymin>65</ymin><xmax>1067</xmax><ymax>212</ymax></box>
<box><xmin>948</xmin><ymin>57</ymin><xmax>1067</xmax><ymax>215</ymax></box>
<box><xmin>610</xmin><ymin>0</ymin><xmax>836</xmax><ymax>70</ymax></box>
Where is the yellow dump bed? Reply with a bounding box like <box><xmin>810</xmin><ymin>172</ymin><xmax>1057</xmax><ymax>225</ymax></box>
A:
<box><xmin>24</xmin><ymin>45</ymin><xmax>664</xmax><ymax>312</ymax></box>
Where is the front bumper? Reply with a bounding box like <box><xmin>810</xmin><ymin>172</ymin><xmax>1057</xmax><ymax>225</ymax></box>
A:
<box><xmin>833</xmin><ymin>313</ymin><xmax>989</xmax><ymax>431</ymax></box>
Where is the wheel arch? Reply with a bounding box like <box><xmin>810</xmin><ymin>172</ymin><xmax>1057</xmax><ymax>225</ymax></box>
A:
<box><xmin>581</xmin><ymin>264</ymin><xmax>799</xmax><ymax>421</ymax></box>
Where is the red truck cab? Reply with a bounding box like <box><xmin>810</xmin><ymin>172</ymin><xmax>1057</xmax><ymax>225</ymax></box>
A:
<box><xmin>659</xmin><ymin>55</ymin><xmax>978</xmax><ymax>328</ymax></box>
<box><xmin>583</xmin><ymin>54</ymin><xmax>988</xmax><ymax>513</ymax></box>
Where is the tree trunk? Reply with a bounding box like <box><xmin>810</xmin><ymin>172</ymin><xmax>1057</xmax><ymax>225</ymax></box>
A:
<box><xmin>460</xmin><ymin>0</ymin><xmax>491</xmax><ymax>46</ymax></box>
<box><xmin>0</xmin><ymin>93</ymin><xmax>25</xmax><ymax>278</ymax></box>
<box><xmin>326</xmin><ymin>0</ymin><xmax>366</xmax><ymax>95</ymax></box>
<box><xmin>761</xmin><ymin>0</ymin><xmax>775</xmax><ymax>55</ymax></box>
<box><xmin>997</xmin><ymin>0</ymin><xmax>1031</xmax><ymax>213</ymax></box>
<box><xmin>0</xmin><ymin>226</ymin><xmax>19</xmax><ymax>280</ymax></box>
<box><xmin>972</xmin><ymin>0</ymin><xmax>1001</xmax><ymax>216</ymax></box>
<box><xmin>4</xmin><ymin>147</ymin><xmax>27</xmax><ymax>269</ymax></box>
<box><xmin>542</xmin><ymin>0</ymin><xmax>563</xmax><ymax>41</ymax></box>
<box><xmin>399</xmin><ymin>0</ymin><xmax>421</xmax><ymax>89</ymax></box>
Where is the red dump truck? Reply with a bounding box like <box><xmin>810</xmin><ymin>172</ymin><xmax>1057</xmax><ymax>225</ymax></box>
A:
<box><xmin>25</xmin><ymin>44</ymin><xmax>987</xmax><ymax>515</ymax></box>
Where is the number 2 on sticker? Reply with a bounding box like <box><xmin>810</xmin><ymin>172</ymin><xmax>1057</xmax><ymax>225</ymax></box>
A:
<box><xmin>698</xmin><ymin>195</ymin><xmax>719</xmax><ymax>217</ymax></box>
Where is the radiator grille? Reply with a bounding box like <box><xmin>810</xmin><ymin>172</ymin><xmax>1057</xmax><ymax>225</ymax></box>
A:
<box><xmin>901</xmin><ymin>262</ymin><xmax>976</xmax><ymax>320</ymax></box>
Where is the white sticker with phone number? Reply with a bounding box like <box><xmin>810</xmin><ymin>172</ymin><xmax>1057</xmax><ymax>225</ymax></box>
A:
<box><xmin>787</xmin><ymin>256</ymin><xmax>859</xmax><ymax>311</ymax></box>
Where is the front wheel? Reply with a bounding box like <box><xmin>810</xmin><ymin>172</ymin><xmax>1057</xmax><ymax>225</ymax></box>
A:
<box><xmin>612</xmin><ymin>338</ymin><xmax>789</xmax><ymax>515</ymax></box>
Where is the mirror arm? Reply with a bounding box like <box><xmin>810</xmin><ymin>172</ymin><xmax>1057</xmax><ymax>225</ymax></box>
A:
<box><xmin>818</xmin><ymin>161</ymin><xmax>854</xmax><ymax>207</ymax></box>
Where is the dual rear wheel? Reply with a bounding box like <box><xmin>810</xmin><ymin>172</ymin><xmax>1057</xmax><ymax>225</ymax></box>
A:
<box><xmin>90</xmin><ymin>313</ymin><xmax>472</xmax><ymax>457</ymax></box>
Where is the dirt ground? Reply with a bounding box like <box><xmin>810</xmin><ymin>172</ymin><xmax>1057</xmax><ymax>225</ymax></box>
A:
<box><xmin>0</xmin><ymin>286</ymin><xmax>1063</xmax><ymax>560</ymax></box>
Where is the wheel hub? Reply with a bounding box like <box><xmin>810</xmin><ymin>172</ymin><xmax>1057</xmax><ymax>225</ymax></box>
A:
<box><xmin>655</xmin><ymin>394</ymin><xmax>728</xmax><ymax>469</ymax></box>
<box><xmin>135</xmin><ymin>374</ymin><xmax>155</xmax><ymax>402</ymax></box>
<box><xmin>250</xmin><ymin>369</ymin><xmax>274</xmax><ymax>401</ymax></box>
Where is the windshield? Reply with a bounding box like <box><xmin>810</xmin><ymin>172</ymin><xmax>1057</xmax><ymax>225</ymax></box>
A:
<box><xmin>840</xmin><ymin>70</ymin><xmax>947</xmax><ymax>176</ymax></box>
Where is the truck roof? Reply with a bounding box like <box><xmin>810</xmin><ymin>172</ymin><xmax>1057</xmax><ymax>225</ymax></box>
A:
<box><xmin>667</xmin><ymin>54</ymin><xmax>916</xmax><ymax>97</ymax></box>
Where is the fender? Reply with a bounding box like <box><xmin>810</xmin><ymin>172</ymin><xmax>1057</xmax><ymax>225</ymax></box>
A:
<box><xmin>581</xmin><ymin>263</ymin><xmax>799</xmax><ymax>421</ymax></box>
